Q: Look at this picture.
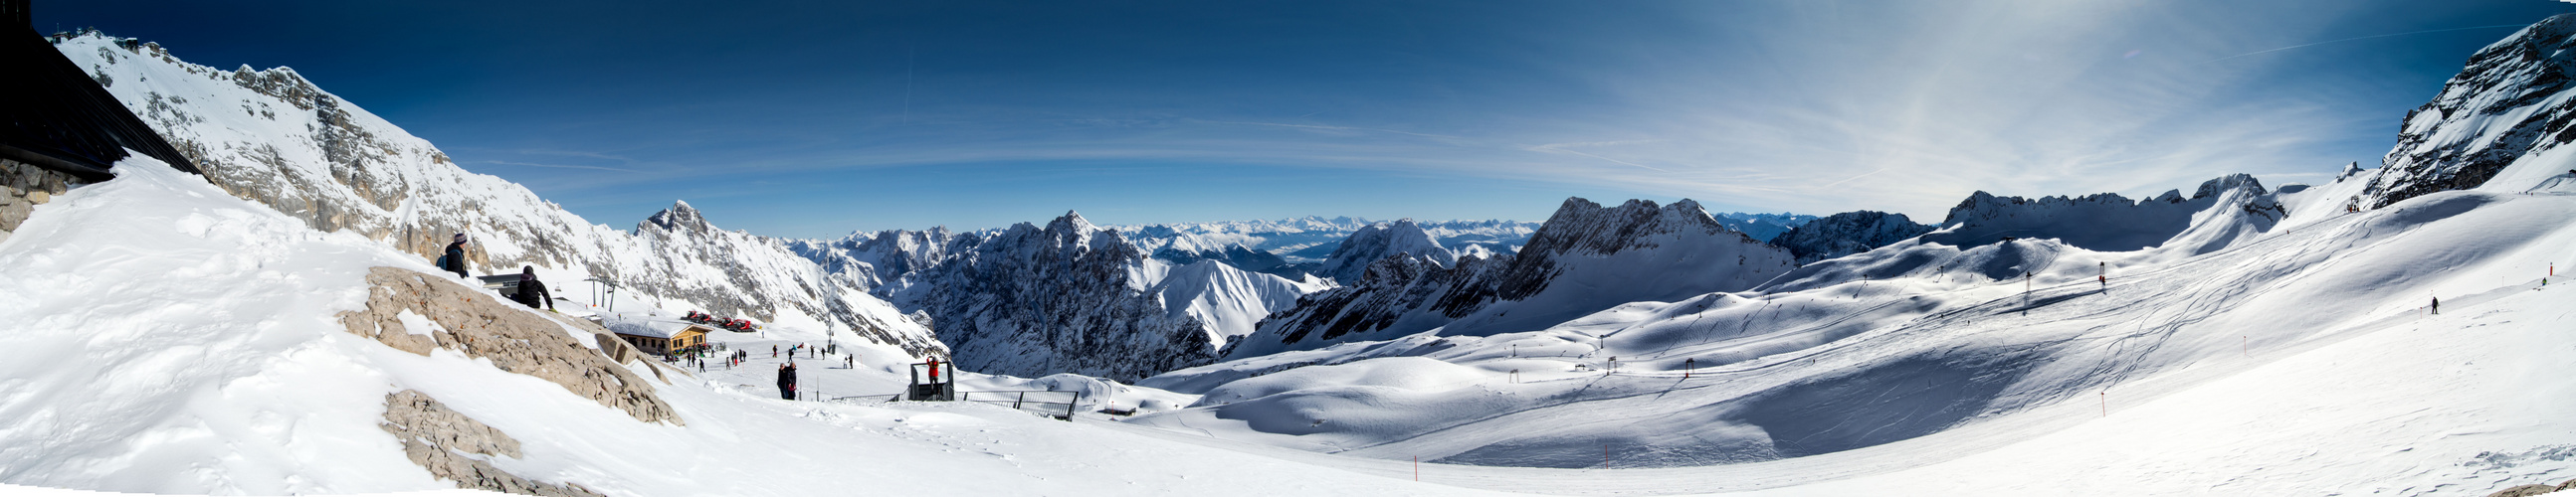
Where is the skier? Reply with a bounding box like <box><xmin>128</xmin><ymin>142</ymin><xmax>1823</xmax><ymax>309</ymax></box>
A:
<box><xmin>927</xmin><ymin>357</ymin><xmax>942</xmax><ymax>384</ymax></box>
<box><xmin>2431</xmin><ymin>296</ymin><xmax>2440</xmax><ymax>315</ymax></box>
<box><xmin>510</xmin><ymin>266</ymin><xmax>554</xmax><ymax>311</ymax></box>
<box><xmin>441</xmin><ymin>233</ymin><xmax>471</xmax><ymax>278</ymax></box>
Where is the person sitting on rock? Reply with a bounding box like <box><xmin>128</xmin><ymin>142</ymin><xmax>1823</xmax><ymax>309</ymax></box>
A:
<box><xmin>441</xmin><ymin>233</ymin><xmax>471</xmax><ymax>278</ymax></box>
<box><xmin>511</xmin><ymin>265</ymin><xmax>553</xmax><ymax>311</ymax></box>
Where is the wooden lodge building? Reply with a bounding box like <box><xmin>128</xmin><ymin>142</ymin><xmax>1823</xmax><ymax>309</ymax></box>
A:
<box><xmin>609</xmin><ymin>320</ymin><xmax>711</xmax><ymax>357</ymax></box>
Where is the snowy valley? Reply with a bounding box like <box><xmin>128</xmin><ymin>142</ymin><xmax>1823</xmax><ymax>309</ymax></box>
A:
<box><xmin>5</xmin><ymin>12</ymin><xmax>2576</xmax><ymax>497</ymax></box>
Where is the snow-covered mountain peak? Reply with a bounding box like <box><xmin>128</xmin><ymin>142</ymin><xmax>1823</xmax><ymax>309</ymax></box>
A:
<box><xmin>1228</xmin><ymin>197</ymin><xmax>1793</xmax><ymax>359</ymax></box>
<box><xmin>52</xmin><ymin>31</ymin><xmax>947</xmax><ymax>358</ymax></box>
<box><xmin>1314</xmin><ymin>218</ymin><xmax>1457</xmax><ymax>283</ymax></box>
<box><xmin>1521</xmin><ymin>196</ymin><xmax>1742</xmax><ymax>259</ymax></box>
<box><xmin>1047</xmin><ymin>210</ymin><xmax>1098</xmax><ymax>235</ymax></box>
<box><xmin>2364</xmin><ymin>13</ymin><xmax>2576</xmax><ymax>208</ymax></box>
<box><xmin>643</xmin><ymin>200</ymin><xmax>711</xmax><ymax>233</ymax></box>
<box><xmin>2193</xmin><ymin>173</ymin><xmax>2269</xmax><ymax>200</ymax></box>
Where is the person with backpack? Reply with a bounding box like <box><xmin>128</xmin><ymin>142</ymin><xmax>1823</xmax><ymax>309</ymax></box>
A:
<box><xmin>511</xmin><ymin>265</ymin><xmax>553</xmax><ymax>311</ymax></box>
<box><xmin>441</xmin><ymin>234</ymin><xmax>470</xmax><ymax>278</ymax></box>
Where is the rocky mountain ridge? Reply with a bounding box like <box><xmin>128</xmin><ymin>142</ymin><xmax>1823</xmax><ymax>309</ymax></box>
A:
<box><xmin>54</xmin><ymin>31</ymin><xmax>945</xmax><ymax>358</ymax></box>
<box><xmin>2364</xmin><ymin>14</ymin><xmax>2576</xmax><ymax>208</ymax></box>
<box><xmin>794</xmin><ymin>211</ymin><xmax>1325</xmax><ymax>381</ymax></box>
<box><xmin>1226</xmin><ymin>198</ymin><xmax>1797</xmax><ymax>359</ymax></box>
<box><xmin>1770</xmin><ymin>211</ymin><xmax>1935</xmax><ymax>264</ymax></box>
<box><xmin>1312</xmin><ymin>219</ymin><xmax>1458</xmax><ymax>284</ymax></box>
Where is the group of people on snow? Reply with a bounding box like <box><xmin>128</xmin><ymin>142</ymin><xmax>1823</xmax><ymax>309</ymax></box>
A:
<box><xmin>441</xmin><ymin>232</ymin><xmax>927</xmax><ymax>405</ymax></box>
<box><xmin>438</xmin><ymin>233</ymin><xmax>554</xmax><ymax>311</ymax></box>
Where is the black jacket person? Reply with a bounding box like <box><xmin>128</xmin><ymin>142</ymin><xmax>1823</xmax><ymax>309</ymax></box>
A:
<box><xmin>776</xmin><ymin>363</ymin><xmax>799</xmax><ymax>400</ymax></box>
<box><xmin>442</xmin><ymin>233</ymin><xmax>470</xmax><ymax>278</ymax></box>
<box><xmin>512</xmin><ymin>265</ymin><xmax>553</xmax><ymax>310</ymax></box>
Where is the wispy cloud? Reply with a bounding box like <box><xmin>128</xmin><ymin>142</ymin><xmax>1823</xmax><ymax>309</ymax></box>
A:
<box><xmin>481</xmin><ymin>160</ymin><xmax>639</xmax><ymax>173</ymax></box>
<box><xmin>1525</xmin><ymin>141</ymin><xmax>1671</xmax><ymax>172</ymax></box>
<box><xmin>1193</xmin><ymin>120</ymin><xmax>1472</xmax><ymax>142</ymax></box>
<box><xmin>393</xmin><ymin>0</ymin><xmax>2546</xmax><ymax>234</ymax></box>
<box><xmin>2199</xmin><ymin>23</ymin><xmax>2530</xmax><ymax>65</ymax></box>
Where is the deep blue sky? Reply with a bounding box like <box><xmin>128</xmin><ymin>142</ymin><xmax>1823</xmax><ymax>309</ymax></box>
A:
<box><xmin>41</xmin><ymin>0</ymin><xmax>2576</xmax><ymax>238</ymax></box>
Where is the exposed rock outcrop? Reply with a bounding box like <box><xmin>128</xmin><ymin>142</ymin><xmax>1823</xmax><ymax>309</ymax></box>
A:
<box><xmin>338</xmin><ymin>266</ymin><xmax>682</xmax><ymax>425</ymax></box>
<box><xmin>0</xmin><ymin>158</ymin><xmax>83</xmax><ymax>245</ymax></box>
<box><xmin>2485</xmin><ymin>481</ymin><xmax>2570</xmax><ymax>497</ymax></box>
<box><xmin>381</xmin><ymin>390</ymin><xmax>603</xmax><ymax>497</ymax></box>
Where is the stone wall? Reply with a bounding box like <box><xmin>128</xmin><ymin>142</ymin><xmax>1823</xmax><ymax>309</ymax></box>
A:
<box><xmin>0</xmin><ymin>157</ymin><xmax>82</xmax><ymax>245</ymax></box>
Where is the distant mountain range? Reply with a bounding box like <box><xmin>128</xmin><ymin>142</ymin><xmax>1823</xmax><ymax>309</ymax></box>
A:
<box><xmin>57</xmin><ymin>28</ymin><xmax>1928</xmax><ymax>384</ymax></box>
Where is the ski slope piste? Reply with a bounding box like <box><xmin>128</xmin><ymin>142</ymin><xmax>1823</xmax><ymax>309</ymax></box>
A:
<box><xmin>7</xmin><ymin>21</ymin><xmax>2576</xmax><ymax>497</ymax></box>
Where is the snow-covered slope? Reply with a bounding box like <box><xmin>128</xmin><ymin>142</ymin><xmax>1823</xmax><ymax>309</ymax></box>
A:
<box><xmin>12</xmin><ymin>153</ymin><xmax>2575</xmax><ymax>497</ymax></box>
<box><xmin>0</xmin><ymin>158</ymin><xmax>1493</xmax><ymax>497</ymax></box>
<box><xmin>1767</xmin><ymin>211</ymin><xmax>1934</xmax><ymax>264</ymax></box>
<box><xmin>1313</xmin><ymin>219</ymin><xmax>1459</xmax><ymax>284</ymax></box>
<box><xmin>53</xmin><ymin>31</ymin><xmax>943</xmax><ymax>358</ymax></box>
<box><xmin>1225</xmin><ymin>198</ymin><xmax>1796</xmax><ymax>360</ymax></box>
<box><xmin>21</xmin><ymin>16</ymin><xmax>2576</xmax><ymax>497</ymax></box>
<box><xmin>1131</xmin><ymin>169</ymin><xmax>2576</xmax><ymax>495</ymax></box>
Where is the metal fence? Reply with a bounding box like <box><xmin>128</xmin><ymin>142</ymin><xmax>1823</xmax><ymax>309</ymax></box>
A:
<box><xmin>960</xmin><ymin>390</ymin><xmax>1082</xmax><ymax>420</ymax></box>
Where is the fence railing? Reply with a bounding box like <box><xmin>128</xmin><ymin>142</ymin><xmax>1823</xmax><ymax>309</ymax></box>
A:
<box><xmin>960</xmin><ymin>390</ymin><xmax>1082</xmax><ymax>420</ymax></box>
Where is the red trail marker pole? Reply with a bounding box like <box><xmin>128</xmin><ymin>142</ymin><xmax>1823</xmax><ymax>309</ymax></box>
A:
<box><xmin>1414</xmin><ymin>455</ymin><xmax>1419</xmax><ymax>481</ymax></box>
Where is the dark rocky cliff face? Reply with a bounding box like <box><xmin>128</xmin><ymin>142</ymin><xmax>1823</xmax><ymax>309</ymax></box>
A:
<box><xmin>1770</xmin><ymin>211</ymin><xmax>1934</xmax><ymax>264</ymax></box>
<box><xmin>885</xmin><ymin>212</ymin><xmax>1220</xmax><ymax>382</ymax></box>
<box><xmin>2366</xmin><ymin>14</ymin><xmax>2576</xmax><ymax>208</ymax></box>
